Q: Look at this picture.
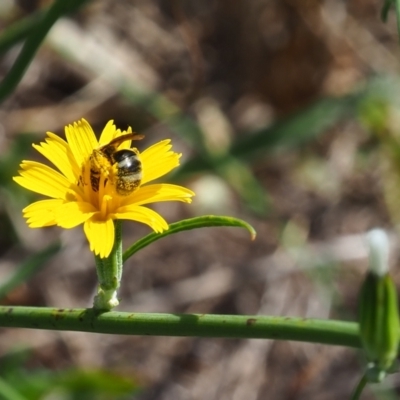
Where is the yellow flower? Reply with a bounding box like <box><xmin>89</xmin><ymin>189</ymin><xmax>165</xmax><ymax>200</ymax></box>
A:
<box><xmin>14</xmin><ymin>119</ymin><xmax>194</xmax><ymax>258</ymax></box>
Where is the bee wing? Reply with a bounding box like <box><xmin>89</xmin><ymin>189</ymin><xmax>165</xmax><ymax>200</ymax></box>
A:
<box><xmin>101</xmin><ymin>133</ymin><xmax>144</xmax><ymax>151</ymax></box>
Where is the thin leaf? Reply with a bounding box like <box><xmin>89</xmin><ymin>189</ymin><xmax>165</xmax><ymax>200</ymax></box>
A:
<box><xmin>0</xmin><ymin>10</ymin><xmax>44</xmax><ymax>55</ymax></box>
<box><xmin>123</xmin><ymin>216</ymin><xmax>256</xmax><ymax>262</ymax></box>
<box><xmin>0</xmin><ymin>0</ymin><xmax>91</xmax><ymax>104</ymax></box>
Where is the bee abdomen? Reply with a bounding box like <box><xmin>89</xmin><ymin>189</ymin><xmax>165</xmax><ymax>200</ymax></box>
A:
<box><xmin>113</xmin><ymin>149</ymin><xmax>142</xmax><ymax>196</ymax></box>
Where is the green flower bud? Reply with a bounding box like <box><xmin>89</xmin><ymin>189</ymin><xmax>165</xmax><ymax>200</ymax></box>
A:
<box><xmin>358</xmin><ymin>229</ymin><xmax>400</xmax><ymax>381</ymax></box>
<box><xmin>358</xmin><ymin>272</ymin><xmax>400</xmax><ymax>375</ymax></box>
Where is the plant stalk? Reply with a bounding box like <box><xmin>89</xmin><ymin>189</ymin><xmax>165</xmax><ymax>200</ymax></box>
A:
<box><xmin>93</xmin><ymin>220</ymin><xmax>123</xmax><ymax>310</ymax></box>
<box><xmin>0</xmin><ymin>306</ymin><xmax>362</xmax><ymax>347</ymax></box>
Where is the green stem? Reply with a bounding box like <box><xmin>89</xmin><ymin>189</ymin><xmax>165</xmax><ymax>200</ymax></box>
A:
<box><xmin>0</xmin><ymin>0</ymin><xmax>91</xmax><ymax>104</ymax></box>
<box><xmin>350</xmin><ymin>374</ymin><xmax>368</xmax><ymax>400</ymax></box>
<box><xmin>0</xmin><ymin>306</ymin><xmax>361</xmax><ymax>347</ymax></box>
<box><xmin>93</xmin><ymin>220</ymin><xmax>123</xmax><ymax>310</ymax></box>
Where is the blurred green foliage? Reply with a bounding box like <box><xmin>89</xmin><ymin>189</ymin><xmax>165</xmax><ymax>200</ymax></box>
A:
<box><xmin>0</xmin><ymin>133</ymin><xmax>38</xmax><ymax>254</ymax></box>
<box><xmin>357</xmin><ymin>77</ymin><xmax>400</xmax><ymax>227</ymax></box>
<box><xmin>0</xmin><ymin>133</ymin><xmax>36</xmax><ymax>188</ymax></box>
<box><xmin>0</xmin><ymin>347</ymin><xmax>140</xmax><ymax>400</ymax></box>
<box><xmin>0</xmin><ymin>242</ymin><xmax>60</xmax><ymax>301</ymax></box>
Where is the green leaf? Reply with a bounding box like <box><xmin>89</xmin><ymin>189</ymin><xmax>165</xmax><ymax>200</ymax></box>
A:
<box><xmin>123</xmin><ymin>216</ymin><xmax>256</xmax><ymax>262</ymax></box>
<box><xmin>0</xmin><ymin>242</ymin><xmax>60</xmax><ymax>300</ymax></box>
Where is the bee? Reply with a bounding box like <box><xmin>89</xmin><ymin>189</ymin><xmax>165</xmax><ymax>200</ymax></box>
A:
<box><xmin>90</xmin><ymin>133</ymin><xmax>144</xmax><ymax>196</ymax></box>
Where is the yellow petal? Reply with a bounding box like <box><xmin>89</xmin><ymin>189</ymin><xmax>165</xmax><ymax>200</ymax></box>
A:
<box><xmin>55</xmin><ymin>201</ymin><xmax>96</xmax><ymax>228</ymax></box>
<box><xmin>33</xmin><ymin>133</ymin><xmax>80</xmax><ymax>182</ymax></box>
<box><xmin>84</xmin><ymin>216</ymin><xmax>115</xmax><ymax>258</ymax></box>
<box><xmin>23</xmin><ymin>199</ymin><xmax>64</xmax><ymax>227</ymax></box>
<box><xmin>65</xmin><ymin>119</ymin><xmax>98</xmax><ymax>168</ymax></box>
<box><xmin>14</xmin><ymin>161</ymin><xmax>72</xmax><ymax>199</ymax></box>
<box><xmin>98</xmin><ymin>120</ymin><xmax>117</xmax><ymax>146</ymax></box>
<box><xmin>122</xmin><ymin>184</ymin><xmax>194</xmax><ymax>207</ymax></box>
<box><xmin>140</xmin><ymin>140</ymin><xmax>181</xmax><ymax>184</ymax></box>
<box><xmin>99</xmin><ymin>121</ymin><xmax>135</xmax><ymax>150</ymax></box>
<box><xmin>114</xmin><ymin>205</ymin><xmax>168</xmax><ymax>232</ymax></box>
<box><xmin>117</xmin><ymin>126</ymin><xmax>132</xmax><ymax>150</ymax></box>
<box><xmin>117</xmin><ymin>126</ymin><xmax>134</xmax><ymax>150</ymax></box>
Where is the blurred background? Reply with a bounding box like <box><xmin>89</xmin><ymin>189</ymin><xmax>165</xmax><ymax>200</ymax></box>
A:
<box><xmin>1</xmin><ymin>0</ymin><xmax>400</xmax><ymax>399</ymax></box>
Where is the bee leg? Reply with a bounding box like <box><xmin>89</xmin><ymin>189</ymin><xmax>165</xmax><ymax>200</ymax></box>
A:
<box><xmin>89</xmin><ymin>150</ymin><xmax>108</xmax><ymax>192</ymax></box>
<box><xmin>90</xmin><ymin>172</ymin><xmax>100</xmax><ymax>192</ymax></box>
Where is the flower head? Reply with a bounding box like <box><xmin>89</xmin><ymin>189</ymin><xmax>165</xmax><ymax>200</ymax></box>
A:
<box><xmin>14</xmin><ymin>119</ymin><xmax>194</xmax><ymax>257</ymax></box>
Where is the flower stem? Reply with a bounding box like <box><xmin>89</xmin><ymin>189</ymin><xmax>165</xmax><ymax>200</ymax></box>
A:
<box><xmin>93</xmin><ymin>220</ymin><xmax>123</xmax><ymax>310</ymax></box>
<box><xmin>0</xmin><ymin>306</ymin><xmax>362</xmax><ymax>347</ymax></box>
<box><xmin>350</xmin><ymin>374</ymin><xmax>368</xmax><ymax>400</ymax></box>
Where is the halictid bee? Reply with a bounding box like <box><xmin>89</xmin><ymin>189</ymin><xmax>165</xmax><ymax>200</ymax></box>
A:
<box><xmin>89</xmin><ymin>133</ymin><xmax>144</xmax><ymax>196</ymax></box>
